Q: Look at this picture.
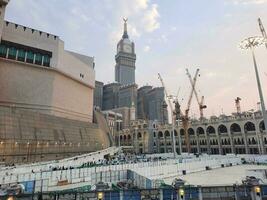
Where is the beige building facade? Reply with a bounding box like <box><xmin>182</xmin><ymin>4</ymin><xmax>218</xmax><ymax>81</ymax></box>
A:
<box><xmin>0</xmin><ymin>1</ymin><xmax>114</xmax><ymax>164</ymax></box>
<box><xmin>0</xmin><ymin>1</ymin><xmax>95</xmax><ymax>122</ymax></box>
<box><xmin>123</xmin><ymin>111</ymin><xmax>267</xmax><ymax>155</ymax></box>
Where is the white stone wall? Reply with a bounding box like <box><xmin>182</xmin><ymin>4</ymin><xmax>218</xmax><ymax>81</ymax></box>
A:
<box><xmin>0</xmin><ymin>11</ymin><xmax>96</xmax><ymax>121</ymax></box>
<box><xmin>0</xmin><ymin>59</ymin><xmax>93</xmax><ymax>122</ymax></box>
<box><xmin>1</xmin><ymin>21</ymin><xmax>95</xmax><ymax>88</ymax></box>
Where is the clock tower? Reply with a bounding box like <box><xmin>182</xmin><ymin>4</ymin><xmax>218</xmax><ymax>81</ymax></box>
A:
<box><xmin>115</xmin><ymin>18</ymin><xmax>136</xmax><ymax>85</ymax></box>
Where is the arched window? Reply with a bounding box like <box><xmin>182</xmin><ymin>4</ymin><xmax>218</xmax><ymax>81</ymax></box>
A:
<box><xmin>252</xmin><ymin>138</ymin><xmax>257</xmax><ymax>144</ymax></box>
<box><xmin>218</xmin><ymin>125</ymin><xmax>228</xmax><ymax>134</ymax></box>
<box><xmin>174</xmin><ymin>130</ymin><xmax>178</xmax><ymax>137</ymax></box>
<box><xmin>158</xmin><ymin>131</ymin><xmax>163</xmax><ymax>138</ymax></box>
<box><xmin>237</xmin><ymin>138</ymin><xmax>241</xmax><ymax>145</ymax></box>
<box><xmin>248</xmin><ymin>138</ymin><xmax>251</xmax><ymax>145</ymax></box>
<box><xmin>128</xmin><ymin>135</ymin><xmax>131</xmax><ymax>140</ymax></box>
<box><xmin>180</xmin><ymin>129</ymin><xmax>185</xmax><ymax>136</ymax></box>
<box><xmin>138</xmin><ymin>132</ymin><xmax>142</xmax><ymax>139</ymax></box>
<box><xmin>230</xmin><ymin>123</ymin><xmax>241</xmax><ymax>133</ymax></box>
<box><xmin>244</xmin><ymin>122</ymin><xmax>256</xmax><ymax>132</ymax></box>
<box><xmin>207</xmin><ymin>126</ymin><xmax>216</xmax><ymax>135</ymax></box>
<box><xmin>259</xmin><ymin>121</ymin><xmax>265</xmax><ymax>132</ymax></box>
<box><xmin>165</xmin><ymin>130</ymin><xmax>170</xmax><ymax>137</ymax></box>
<box><xmin>196</xmin><ymin>127</ymin><xmax>205</xmax><ymax>135</ymax></box>
<box><xmin>188</xmin><ymin>128</ymin><xmax>195</xmax><ymax>135</ymax></box>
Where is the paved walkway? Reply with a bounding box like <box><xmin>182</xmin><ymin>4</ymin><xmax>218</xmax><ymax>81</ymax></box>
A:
<box><xmin>163</xmin><ymin>164</ymin><xmax>267</xmax><ymax>186</ymax></box>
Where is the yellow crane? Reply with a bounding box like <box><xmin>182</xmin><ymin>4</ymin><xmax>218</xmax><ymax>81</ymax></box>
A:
<box><xmin>158</xmin><ymin>69</ymin><xmax>201</xmax><ymax>153</ymax></box>
<box><xmin>158</xmin><ymin>73</ymin><xmax>179</xmax><ymax>156</ymax></box>
<box><xmin>258</xmin><ymin>18</ymin><xmax>267</xmax><ymax>49</ymax></box>
<box><xmin>186</xmin><ymin>68</ymin><xmax>207</xmax><ymax>120</ymax></box>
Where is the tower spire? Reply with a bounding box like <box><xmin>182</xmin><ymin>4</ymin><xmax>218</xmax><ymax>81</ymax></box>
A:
<box><xmin>122</xmin><ymin>18</ymin><xmax>129</xmax><ymax>39</ymax></box>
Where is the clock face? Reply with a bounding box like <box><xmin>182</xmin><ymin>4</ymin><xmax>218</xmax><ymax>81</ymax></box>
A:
<box><xmin>123</xmin><ymin>44</ymin><xmax>132</xmax><ymax>53</ymax></box>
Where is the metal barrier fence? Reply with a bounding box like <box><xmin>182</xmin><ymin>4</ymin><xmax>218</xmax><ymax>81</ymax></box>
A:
<box><xmin>0</xmin><ymin>156</ymin><xmax>241</xmax><ymax>193</ymax></box>
<box><xmin>5</xmin><ymin>185</ymin><xmax>267</xmax><ymax>200</ymax></box>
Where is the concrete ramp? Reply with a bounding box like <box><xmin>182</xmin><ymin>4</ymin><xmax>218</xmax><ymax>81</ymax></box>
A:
<box><xmin>94</xmin><ymin>110</ymin><xmax>114</xmax><ymax>147</ymax></box>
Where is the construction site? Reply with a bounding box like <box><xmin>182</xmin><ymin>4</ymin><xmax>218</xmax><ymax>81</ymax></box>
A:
<box><xmin>1</xmin><ymin>0</ymin><xmax>267</xmax><ymax>199</ymax></box>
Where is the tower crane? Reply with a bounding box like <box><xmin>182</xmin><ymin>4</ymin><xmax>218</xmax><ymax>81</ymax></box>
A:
<box><xmin>181</xmin><ymin>69</ymin><xmax>201</xmax><ymax>153</ymax></box>
<box><xmin>158</xmin><ymin>73</ymin><xmax>178</xmax><ymax>157</ymax></box>
<box><xmin>258</xmin><ymin>18</ymin><xmax>267</xmax><ymax>49</ymax></box>
<box><xmin>158</xmin><ymin>69</ymin><xmax>201</xmax><ymax>154</ymax></box>
<box><xmin>186</xmin><ymin>68</ymin><xmax>207</xmax><ymax>120</ymax></box>
<box><xmin>158</xmin><ymin>73</ymin><xmax>174</xmax><ymax>114</ymax></box>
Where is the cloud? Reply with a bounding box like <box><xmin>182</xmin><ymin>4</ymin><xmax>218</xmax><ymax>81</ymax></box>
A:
<box><xmin>108</xmin><ymin>0</ymin><xmax>160</xmax><ymax>43</ymax></box>
<box><xmin>230</xmin><ymin>0</ymin><xmax>267</xmax><ymax>4</ymax></box>
<box><xmin>144</xmin><ymin>45</ymin><xmax>151</xmax><ymax>52</ymax></box>
<box><xmin>142</xmin><ymin>4</ymin><xmax>160</xmax><ymax>32</ymax></box>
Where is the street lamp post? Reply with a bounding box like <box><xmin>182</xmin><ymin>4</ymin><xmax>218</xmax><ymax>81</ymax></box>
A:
<box><xmin>239</xmin><ymin>36</ymin><xmax>267</xmax><ymax>141</ymax></box>
<box><xmin>166</xmin><ymin>95</ymin><xmax>178</xmax><ymax>159</ymax></box>
<box><xmin>176</xmin><ymin>119</ymin><xmax>182</xmax><ymax>155</ymax></box>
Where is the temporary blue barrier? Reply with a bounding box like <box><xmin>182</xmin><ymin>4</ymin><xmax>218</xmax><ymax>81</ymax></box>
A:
<box><xmin>163</xmin><ymin>189</ymin><xmax>177</xmax><ymax>200</ymax></box>
<box><xmin>104</xmin><ymin>191</ymin><xmax>120</xmax><ymax>200</ymax></box>
<box><xmin>21</xmin><ymin>181</ymin><xmax>35</xmax><ymax>194</ymax></box>
<box><xmin>185</xmin><ymin>187</ymin><xmax>199</xmax><ymax>199</ymax></box>
<box><xmin>262</xmin><ymin>185</ymin><xmax>267</xmax><ymax>195</ymax></box>
<box><xmin>123</xmin><ymin>190</ymin><xmax>141</xmax><ymax>200</ymax></box>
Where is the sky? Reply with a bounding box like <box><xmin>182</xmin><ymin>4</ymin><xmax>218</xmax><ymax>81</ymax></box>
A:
<box><xmin>4</xmin><ymin>0</ymin><xmax>267</xmax><ymax>118</ymax></box>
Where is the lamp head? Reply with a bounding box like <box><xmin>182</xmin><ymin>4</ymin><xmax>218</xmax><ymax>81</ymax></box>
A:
<box><xmin>239</xmin><ymin>36</ymin><xmax>267</xmax><ymax>50</ymax></box>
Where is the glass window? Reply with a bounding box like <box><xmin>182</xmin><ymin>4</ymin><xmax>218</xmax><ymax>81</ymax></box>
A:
<box><xmin>26</xmin><ymin>51</ymin><xmax>34</xmax><ymax>63</ymax></box>
<box><xmin>17</xmin><ymin>49</ymin><xmax>26</xmax><ymax>62</ymax></box>
<box><xmin>0</xmin><ymin>44</ymin><xmax>7</xmax><ymax>58</ymax></box>
<box><xmin>8</xmin><ymin>47</ymin><xmax>17</xmax><ymax>59</ymax></box>
<box><xmin>35</xmin><ymin>53</ymin><xmax>42</xmax><ymax>65</ymax></box>
<box><xmin>43</xmin><ymin>55</ymin><xmax>50</xmax><ymax>67</ymax></box>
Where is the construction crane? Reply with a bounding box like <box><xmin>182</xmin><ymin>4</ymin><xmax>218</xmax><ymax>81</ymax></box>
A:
<box><xmin>158</xmin><ymin>73</ymin><xmax>178</xmax><ymax>157</ymax></box>
<box><xmin>181</xmin><ymin>69</ymin><xmax>201</xmax><ymax>153</ymax></box>
<box><xmin>158</xmin><ymin>69</ymin><xmax>201</xmax><ymax>154</ymax></box>
<box><xmin>258</xmin><ymin>18</ymin><xmax>267</xmax><ymax>49</ymax></box>
<box><xmin>158</xmin><ymin>73</ymin><xmax>174</xmax><ymax>114</ymax></box>
<box><xmin>186</xmin><ymin>68</ymin><xmax>207</xmax><ymax>120</ymax></box>
<box><xmin>235</xmin><ymin>97</ymin><xmax>241</xmax><ymax>114</ymax></box>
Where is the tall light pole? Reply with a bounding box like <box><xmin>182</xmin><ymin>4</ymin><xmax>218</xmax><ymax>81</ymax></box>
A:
<box><xmin>239</xmin><ymin>36</ymin><xmax>267</xmax><ymax>136</ymax></box>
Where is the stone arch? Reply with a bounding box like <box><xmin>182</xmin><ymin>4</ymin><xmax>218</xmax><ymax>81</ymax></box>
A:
<box><xmin>206</xmin><ymin>126</ymin><xmax>216</xmax><ymax>135</ymax></box>
<box><xmin>158</xmin><ymin>131</ymin><xmax>163</xmax><ymax>138</ymax></box>
<box><xmin>251</xmin><ymin>137</ymin><xmax>257</xmax><ymax>144</ymax></box>
<box><xmin>174</xmin><ymin>129</ymin><xmax>178</xmax><ymax>136</ymax></box>
<box><xmin>165</xmin><ymin>130</ymin><xmax>170</xmax><ymax>137</ymax></box>
<box><xmin>188</xmin><ymin>128</ymin><xmax>195</xmax><ymax>135</ymax></box>
<box><xmin>128</xmin><ymin>135</ymin><xmax>131</xmax><ymax>140</ymax></box>
<box><xmin>138</xmin><ymin>132</ymin><xmax>142</xmax><ymax>139</ymax></box>
<box><xmin>259</xmin><ymin>120</ymin><xmax>265</xmax><ymax>132</ymax></box>
<box><xmin>230</xmin><ymin>123</ymin><xmax>241</xmax><ymax>133</ymax></box>
<box><xmin>196</xmin><ymin>127</ymin><xmax>205</xmax><ymax>135</ymax></box>
<box><xmin>180</xmin><ymin>129</ymin><xmax>185</xmax><ymax>136</ymax></box>
<box><xmin>244</xmin><ymin>121</ymin><xmax>255</xmax><ymax>132</ymax></box>
<box><xmin>123</xmin><ymin>135</ymin><xmax>127</xmax><ymax>141</ymax></box>
<box><xmin>218</xmin><ymin>124</ymin><xmax>228</xmax><ymax>134</ymax></box>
